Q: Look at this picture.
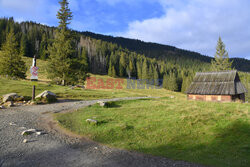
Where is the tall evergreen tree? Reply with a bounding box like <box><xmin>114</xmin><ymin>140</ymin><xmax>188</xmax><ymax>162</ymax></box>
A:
<box><xmin>47</xmin><ymin>0</ymin><xmax>86</xmax><ymax>85</ymax></box>
<box><xmin>119</xmin><ymin>53</ymin><xmax>126</xmax><ymax>77</ymax></box>
<box><xmin>141</xmin><ymin>58</ymin><xmax>148</xmax><ymax>79</ymax></box>
<box><xmin>148</xmin><ymin>64</ymin><xmax>154</xmax><ymax>80</ymax></box>
<box><xmin>0</xmin><ymin>30</ymin><xmax>26</xmax><ymax>78</ymax></box>
<box><xmin>39</xmin><ymin>34</ymin><xmax>48</xmax><ymax>60</ymax></box>
<box><xmin>108</xmin><ymin>59</ymin><xmax>113</xmax><ymax>77</ymax></box>
<box><xmin>162</xmin><ymin>74</ymin><xmax>167</xmax><ymax>89</ymax></box>
<box><xmin>57</xmin><ymin>0</ymin><xmax>72</xmax><ymax>30</ymax></box>
<box><xmin>153</xmin><ymin>66</ymin><xmax>159</xmax><ymax>86</ymax></box>
<box><xmin>211</xmin><ymin>37</ymin><xmax>233</xmax><ymax>71</ymax></box>
<box><xmin>20</xmin><ymin>34</ymin><xmax>28</xmax><ymax>57</ymax></box>
<box><xmin>136</xmin><ymin>61</ymin><xmax>142</xmax><ymax>79</ymax></box>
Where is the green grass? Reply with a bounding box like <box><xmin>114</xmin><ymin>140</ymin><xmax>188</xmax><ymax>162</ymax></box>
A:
<box><xmin>56</xmin><ymin>97</ymin><xmax>250</xmax><ymax>167</ymax></box>
<box><xmin>1</xmin><ymin>57</ymin><xmax>175</xmax><ymax>100</ymax></box>
<box><xmin>0</xmin><ymin>75</ymin><xmax>175</xmax><ymax>100</ymax></box>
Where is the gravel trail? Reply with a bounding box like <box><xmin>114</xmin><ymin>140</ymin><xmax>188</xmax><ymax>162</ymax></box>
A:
<box><xmin>0</xmin><ymin>97</ymin><xmax>206</xmax><ymax>167</ymax></box>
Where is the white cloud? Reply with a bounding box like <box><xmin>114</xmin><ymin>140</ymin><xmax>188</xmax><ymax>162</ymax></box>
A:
<box><xmin>121</xmin><ymin>0</ymin><xmax>250</xmax><ymax>58</ymax></box>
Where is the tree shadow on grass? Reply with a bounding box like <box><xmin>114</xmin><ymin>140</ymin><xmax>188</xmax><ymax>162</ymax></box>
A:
<box><xmin>139</xmin><ymin>120</ymin><xmax>250</xmax><ymax>167</ymax></box>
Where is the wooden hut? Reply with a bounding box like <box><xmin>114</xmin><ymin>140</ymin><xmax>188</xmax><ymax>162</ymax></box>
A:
<box><xmin>186</xmin><ymin>70</ymin><xmax>247</xmax><ymax>102</ymax></box>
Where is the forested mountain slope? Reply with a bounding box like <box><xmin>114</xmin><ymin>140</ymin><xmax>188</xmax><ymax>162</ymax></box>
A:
<box><xmin>82</xmin><ymin>31</ymin><xmax>250</xmax><ymax>72</ymax></box>
<box><xmin>0</xmin><ymin>18</ymin><xmax>249</xmax><ymax>94</ymax></box>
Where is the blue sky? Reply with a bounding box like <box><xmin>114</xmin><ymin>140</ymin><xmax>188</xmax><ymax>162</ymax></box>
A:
<box><xmin>0</xmin><ymin>0</ymin><xmax>250</xmax><ymax>60</ymax></box>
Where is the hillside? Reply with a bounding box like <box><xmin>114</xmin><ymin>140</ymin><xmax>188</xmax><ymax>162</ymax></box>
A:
<box><xmin>82</xmin><ymin>31</ymin><xmax>250</xmax><ymax>72</ymax></box>
<box><xmin>0</xmin><ymin>18</ymin><xmax>249</xmax><ymax>94</ymax></box>
<box><xmin>0</xmin><ymin>18</ymin><xmax>249</xmax><ymax>73</ymax></box>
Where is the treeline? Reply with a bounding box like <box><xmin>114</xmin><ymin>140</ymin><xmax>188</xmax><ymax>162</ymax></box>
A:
<box><xmin>82</xmin><ymin>32</ymin><xmax>250</xmax><ymax>72</ymax></box>
<box><xmin>0</xmin><ymin>17</ymin><xmax>249</xmax><ymax>93</ymax></box>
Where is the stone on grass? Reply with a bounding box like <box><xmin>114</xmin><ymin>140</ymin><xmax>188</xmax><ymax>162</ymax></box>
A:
<box><xmin>2</xmin><ymin>93</ymin><xmax>23</xmax><ymax>103</ymax></box>
<box><xmin>86</xmin><ymin>119</ymin><xmax>98</xmax><ymax>125</ymax></box>
<box><xmin>35</xmin><ymin>90</ymin><xmax>57</xmax><ymax>103</ymax></box>
<box><xmin>21</xmin><ymin>129</ymin><xmax>36</xmax><ymax>135</ymax></box>
<box><xmin>170</xmin><ymin>96</ymin><xmax>175</xmax><ymax>99</ymax></box>
<box><xmin>97</xmin><ymin>101</ymin><xmax>106</xmax><ymax>107</ymax></box>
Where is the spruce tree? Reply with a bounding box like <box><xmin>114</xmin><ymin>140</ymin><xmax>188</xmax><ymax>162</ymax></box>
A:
<box><xmin>39</xmin><ymin>34</ymin><xmax>48</xmax><ymax>60</ymax></box>
<box><xmin>148</xmin><ymin>64</ymin><xmax>153</xmax><ymax>80</ymax></box>
<box><xmin>162</xmin><ymin>74</ymin><xmax>167</xmax><ymax>88</ymax></box>
<box><xmin>211</xmin><ymin>37</ymin><xmax>233</xmax><ymax>71</ymax></box>
<box><xmin>57</xmin><ymin>0</ymin><xmax>72</xmax><ymax>30</ymax></box>
<box><xmin>0</xmin><ymin>30</ymin><xmax>26</xmax><ymax>78</ymax></box>
<box><xmin>136</xmin><ymin>61</ymin><xmax>142</xmax><ymax>79</ymax></box>
<box><xmin>119</xmin><ymin>53</ymin><xmax>126</xmax><ymax>77</ymax></box>
<box><xmin>108</xmin><ymin>59</ymin><xmax>113</xmax><ymax>77</ymax></box>
<box><xmin>47</xmin><ymin>0</ymin><xmax>77</xmax><ymax>85</ymax></box>
<box><xmin>20</xmin><ymin>34</ymin><xmax>28</xmax><ymax>57</ymax></box>
<box><xmin>153</xmin><ymin>67</ymin><xmax>159</xmax><ymax>86</ymax></box>
<box><xmin>141</xmin><ymin>58</ymin><xmax>148</xmax><ymax>79</ymax></box>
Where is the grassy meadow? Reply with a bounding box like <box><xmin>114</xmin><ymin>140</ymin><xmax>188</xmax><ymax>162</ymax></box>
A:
<box><xmin>0</xmin><ymin>57</ymin><xmax>178</xmax><ymax>100</ymax></box>
<box><xmin>1</xmin><ymin>57</ymin><xmax>249</xmax><ymax>166</ymax></box>
<box><xmin>56</xmin><ymin>97</ymin><xmax>250</xmax><ymax>167</ymax></box>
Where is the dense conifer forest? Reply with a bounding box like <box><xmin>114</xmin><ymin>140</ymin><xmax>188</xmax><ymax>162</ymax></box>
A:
<box><xmin>0</xmin><ymin>17</ymin><xmax>249</xmax><ymax>92</ymax></box>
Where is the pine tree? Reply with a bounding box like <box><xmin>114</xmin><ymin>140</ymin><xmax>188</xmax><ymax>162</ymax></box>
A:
<box><xmin>163</xmin><ymin>72</ymin><xmax>178</xmax><ymax>91</ymax></box>
<box><xmin>111</xmin><ymin>66</ymin><xmax>116</xmax><ymax>77</ymax></box>
<box><xmin>211</xmin><ymin>37</ymin><xmax>233</xmax><ymax>71</ymax></box>
<box><xmin>136</xmin><ymin>61</ymin><xmax>142</xmax><ymax>79</ymax></box>
<box><xmin>141</xmin><ymin>58</ymin><xmax>148</xmax><ymax>79</ymax></box>
<box><xmin>119</xmin><ymin>53</ymin><xmax>126</xmax><ymax>77</ymax></box>
<box><xmin>168</xmin><ymin>73</ymin><xmax>178</xmax><ymax>91</ymax></box>
<box><xmin>20</xmin><ymin>34</ymin><xmax>28</xmax><ymax>57</ymax></box>
<box><xmin>39</xmin><ymin>34</ymin><xmax>48</xmax><ymax>60</ymax></box>
<box><xmin>153</xmin><ymin>66</ymin><xmax>159</xmax><ymax>86</ymax></box>
<box><xmin>0</xmin><ymin>30</ymin><xmax>26</xmax><ymax>78</ymax></box>
<box><xmin>148</xmin><ymin>64</ymin><xmax>153</xmax><ymax>80</ymax></box>
<box><xmin>162</xmin><ymin>74</ymin><xmax>167</xmax><ymax>88</ymax></box>
<box><xmin>57</xmin><ymin>0</ymin><xmax>72</xmax><ymax>30</ymax></box>
<box><xmin>47</xmin><ymin>0</ymin><xmax>77</xmax><ymax>85</ymax></box>
<box><xmin>108</xmin><ymin>59</ymin><xmax>113</xmax><ymax>77</ymax></box>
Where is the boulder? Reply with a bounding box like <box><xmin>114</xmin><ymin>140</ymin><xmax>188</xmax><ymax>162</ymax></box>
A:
<box><xmin>97</xmin><ymin>101</ymin><xmax>106</xmax><ymax>107</ymax></box>
<box><xmin>86</xmin><ymin>119</ymin><xmax>98</xmax><ymax>125</ymax></box>
<box><xmin>35</xmin><ymin>90</ymin><xmax>57</xmax><ymax>103</ymax></box>
<box><xmin>2</xmin><ymin>93</ymin><xmax>23</xmax><ymax>103</ymax></box>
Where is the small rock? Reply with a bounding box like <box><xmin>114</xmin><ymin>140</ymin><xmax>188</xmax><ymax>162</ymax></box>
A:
<box><xmin>86</xmin><ymin>119</ymin><xmax>98</xmax><ymax>125</ymax></box>
<box><xmin>9</xmin><ymin>122</ymin><xmax>17</xmax><ymax>126</ymax></box>
<box><xmin>97</xmin><ymin>101</ymin><xmax>106</xmax><ymax>107</ymax></box>
<box><xmin>21</xmin><ymin>129</ymin><xmax>36</xmax><ymax>135</ymax></box>
<box><xmin>94</xmin><ymin>147</ymin><xmax>98</xmax><ymax>150</ymax></box>
<box><xmin>36</xmin><ymin>132</ymin><xmax>42</xmax><ymax>136</ymax></box>
<box><xmin>170</xmin><ymin>96</ymin><xmax>175</xmax><ymax>99</ymax></box>
<box><xmin>23</xmin><ymin>139</ymin><xmax>28</xmax><ymax>143</ymax></box>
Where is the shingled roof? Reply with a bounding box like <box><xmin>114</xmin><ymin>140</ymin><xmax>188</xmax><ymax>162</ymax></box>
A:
<box><xmin>186</xmin><ymin>70</ymin><xmax>247</xmax><ymax>95</ymax></box>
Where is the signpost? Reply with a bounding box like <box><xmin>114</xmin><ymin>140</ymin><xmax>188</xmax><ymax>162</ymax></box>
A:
<box><xmin>30</xmin><ymin>56</ymin><xmax>38</xmax><ymax>100</ymax></box>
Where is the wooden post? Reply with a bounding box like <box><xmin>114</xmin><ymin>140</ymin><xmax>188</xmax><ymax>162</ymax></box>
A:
<box><xmin>32</xmin><ymin>85</ymin><xmax>36</xmax><ymax>101</ymax></box>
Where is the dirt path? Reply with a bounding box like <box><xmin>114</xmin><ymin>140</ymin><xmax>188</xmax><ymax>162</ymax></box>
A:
<box><xmin>0</xmin><ymin>97</ymin><xmax>206</xmax><ymax>167</ymax></box>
